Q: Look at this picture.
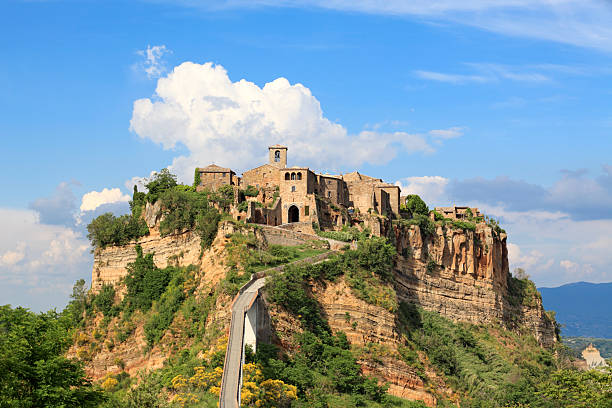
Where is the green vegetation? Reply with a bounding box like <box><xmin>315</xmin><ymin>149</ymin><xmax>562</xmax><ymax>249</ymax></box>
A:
<box><xmin>315</xmin><ymin>224</ymin><xmax>371</xmax><ymax>242</ymax></box>
<box><xmin>242</xmin><ymin>185</ymin><xmax>259</xmax><ymax>197</ymax></box>
<box><xmin>145</xmin><ymin>168</ymin><xmax>178</xmax><ymax>204</ymax></box>
<box><xmin>401</xmin><ymin>194</ymin><xmax>429</xmax><ymax>217</ymax></box>
<box><xmin>92</xmin><ymin>284</ymin><xmax>118</xmax><ymax>318</ymax></box>
<box><xmin>88</xmin><ymin>169</ymin><xmax>222</xmax><ymax>251</ymax></box>
<box><xmin>397</xmin><ymin>302</ymin><xmax>564</xmax><ymax>407</ymax></box>
<box><xmin>507</xmin><ymin>271</ymin><xmax>542</xmax><ymax>308</ymax></box>
<box><xmin>0</xmin><ymin>305</ymin><xmax>105</xmax><ymax>407</ymax></box>
<box><xmin>193</xmin><ymin>168</ymin><xmax>201</xmax><ymax>188</ymax></box>
<box><xmin>266</xmin><ymin>237</ymin><xmax>397</xmax><ymax>328</ymax></box>
<box><xmin>87</xmin><ymin>212</ymin><xmax>149</xmax><ymax>249</ymax></box>
<box><xmin>261</xmin><ymin>237</ymin><xmax>431</xmax><ymax>406</ymax></box>
<box><xmin>538</xmin><ymin>366</ymin><xmax>612</xmax><ymax>408</ymax></box>
<box><xmin>221</xmin><ymin>232</ymin><xmax>328</xmax><ymax>296</ymax></box>
<box><xmin>145</xmin><ymin>265</ymin><xmax>198</xmax><ymax>346</ymax></box>
<box><xmin>158</xmin><ymin>186</ymin><xmax>219</xmax><ymax>241</ymax></box>
<box><xmin>396</xmin><ymin>214</ymin><xmax>436</xmax><ymax>237</ymax></box>
<box><xmin>124</xmin><ymin>246</ymin><xmax>173</xmax><ymax>313</ymax></box>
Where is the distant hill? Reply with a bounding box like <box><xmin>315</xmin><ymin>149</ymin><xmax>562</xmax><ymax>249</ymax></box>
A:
<box><xmin>539</xmin><ymin>282</ymin><xmax>612</xmax><ymax>338</ymax></box>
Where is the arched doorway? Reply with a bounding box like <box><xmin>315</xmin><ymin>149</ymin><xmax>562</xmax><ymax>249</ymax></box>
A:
<box><xmin>288</xmin><ymin>205</ymin><xmax>299</xmax><ymax>223</ymax></box>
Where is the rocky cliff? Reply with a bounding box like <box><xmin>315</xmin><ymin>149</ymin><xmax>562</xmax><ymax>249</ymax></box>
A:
<box><xmin>82</xmin><ymin>209</ymin><xmax>557</xmax><ymax>406</ymax></box>
<box><xmin>391</xmin><ymin>222</ymin><xmax>557</xmax><ymax>347</ymax></box>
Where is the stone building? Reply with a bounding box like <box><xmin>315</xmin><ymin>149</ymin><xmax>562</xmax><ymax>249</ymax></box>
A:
<box><xmin>434</xmin><ymin>205</ymin><xmax>482</xmax><ymax>220</ymax></box>
<box><xmin>195</xmin><ymin>145</ymin><xmax>402</xmax><ymax>228</ymax></box>
<box><xmin>195</xmin><ymin>164</ymin><xmax>238</xmax><ymax>192</ymax></box>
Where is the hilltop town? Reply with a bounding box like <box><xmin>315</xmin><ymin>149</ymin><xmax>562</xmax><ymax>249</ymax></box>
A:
<box><xmin>194</xmin><ymin>144</ymin><xmax>480</xmax><ymax>233</ymax></box>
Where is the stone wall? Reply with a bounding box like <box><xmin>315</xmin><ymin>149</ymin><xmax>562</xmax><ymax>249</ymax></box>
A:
<box><xmin>241</xmin><ymin>164</ymin><xmax>280</xmax><ymax>190</ymax></box>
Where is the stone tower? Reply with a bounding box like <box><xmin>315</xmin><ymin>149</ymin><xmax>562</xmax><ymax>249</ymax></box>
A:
<box><xmin>268</xmin><ymin>145</ymin><xmax>288</xmax><ymax>168</ymax></box>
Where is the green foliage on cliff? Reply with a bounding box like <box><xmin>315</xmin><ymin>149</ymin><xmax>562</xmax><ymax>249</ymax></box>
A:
<box><xmin>93</xmin><ymin>284</ymin><xmax>118</xmax><ymax>318</ymax></box>
<box><xmin>158</xmin><ymin>186</ymin><xmax>216</xmax><ymax>237</ymax></box>
<box><xmin>537</xmin><ymin>366</ymin><xmax>612</xmax><ymax>407</ymax></box>
<box><xmin>144</xmin><ymin>265</ymin><xmax>198</xmax><ymax>347</ymax></box>
<box><xmin>145</xmin><ymin>168</ymin><xmax>178</xmax><ymax>204</ymax></box>
<box><xmin>193</xmin><ymin>168</ymin><xmax>201</xmax><ymax>188</ymax></box>
<box><xmin>397</xmin><ymin>213</ymin><xmax>436</xmax><ymax>237</ymax></box>
<box><xmin>87</xmin><ymin>212</ymin><xmax>149</xmax><ymax>249</ymax></box>
<box><xmin>124</xmin><ymin>246</ymin><xmax>173</xmax><ymax>313</ymax></box>
<box><xmin>395</xmin><ymin>302</ymin><xmax>579</xmax><ymax>408</ymax></box>
<box><xmin>401</xmin><ymin>194</ymin><xmax>429</xmax><ymax>217</ymax></box>
<box><xmin>315</xmin><ymin>224</ymin><xmax>371</xmax><ymax>242</ymax></box>
<box><xmin>0</xmin><ymin>305</ymin><xmax>105</xmax><ymax>407</ymax></box>
<box><xmin>507</xmin><ymin>273</ymin><xmax>542</xmax><ymax>308</ymax></box>
<box><xmin>266</xmin><ymin>236</ymin><xmax>397</xmax><ymax>330</ymax></box>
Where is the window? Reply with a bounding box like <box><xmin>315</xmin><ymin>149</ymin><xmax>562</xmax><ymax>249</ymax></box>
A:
<box><xmin>305</xmin><ymin>206</ymin><xmax>309</xmax><ymax>216</ymax></box>
<box><xmin>291</xmin><ymin>172</ymin><xmax>296</xmax><ymax>180</ymax></box>
<box><xmin>328</xmin><ymin>191</ymin><xmax>331</xmax><ymax>198</ymax></box>
<box><xmin>297</xmin><ymin>172</ymin><xmax>302</xmax><ymax>180</ymax></box>
<box><xmin>285</xmin><ymin>173</ymin><xmax>290</xmax><ymax>180</ymax></box>
<box><xmin>291</xmin><ymin>186</ymin><xmax>296</xmax><ymax>192</ymax></box>
<box><xmin>274</xmin><ymin>150</ymin><xmax>280</xmax><ymax>162</ymax></box>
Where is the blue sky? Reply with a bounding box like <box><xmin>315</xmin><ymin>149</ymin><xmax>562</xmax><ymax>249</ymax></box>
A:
<box><xmin>1</xmin><ymin>0</ymin><xmax>612</xmax><ymax>311</ymax></box>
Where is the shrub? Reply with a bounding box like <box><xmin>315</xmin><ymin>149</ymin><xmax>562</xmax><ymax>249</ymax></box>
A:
<box><xmin>242</xmin><ymin>185</ymin><xmax>259</xmax><ymax>197</ymax></box>
<box><xmin>237</xmin><ymin>201</ymin><xmax>249</xmax><ymax>213</ymax></box>
<box><xmin>400</xmin><ymin>214</ymin><xmax>436</xmax><ymax>238</ymax></box>
<box><xmin>93</xmin><ymin>284</ymin><xmax>117</xmax><ymax>317</ymax></box>
<box><xmin>451</xmin><ymin>220</ymin><xmax>477</xmax><ymax>231</ymax></box>
<box><xmin>196</xmin><ymin>209</ymin><xmax>221</xmax><ymax>249</ymax></box>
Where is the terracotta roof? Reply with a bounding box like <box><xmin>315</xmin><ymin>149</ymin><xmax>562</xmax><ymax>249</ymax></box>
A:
<box><xmin>198</xmin><ymin>164</ymin><xmax>233</xmax><ymax>173</ymax></box>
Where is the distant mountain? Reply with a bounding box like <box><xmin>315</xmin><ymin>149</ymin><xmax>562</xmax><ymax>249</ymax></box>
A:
<box><xmin>539</xmin><ymin>282</ymin><xmax>612</xmax><ymax>339</ymax></box>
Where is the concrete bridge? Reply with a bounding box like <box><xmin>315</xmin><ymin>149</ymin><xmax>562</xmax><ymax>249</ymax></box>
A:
<box><xmin>218</xmin><ymin>251</ymin><xmax>335</xmax><ymax>408</ymax></box>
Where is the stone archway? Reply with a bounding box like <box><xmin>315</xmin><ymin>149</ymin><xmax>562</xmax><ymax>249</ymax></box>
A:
<box><xmin>288</xmin><ymin>205</ymin><xmax>299</xmax><ymax>223</ymax></box>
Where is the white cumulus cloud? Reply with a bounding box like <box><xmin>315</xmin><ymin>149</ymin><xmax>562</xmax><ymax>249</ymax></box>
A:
<box><xmin>0</xmin><ymin>242</ymin><xmax>26</xmax><ymax>267</ymax></box>
<box><xmin>507</xmin><ymin>242</ymin><xmax>545</xmax><ymax>271</ymax></box>
<box><xmin>130</xmin><ymin>61</ymin><xmax>438</xmax><ymax>182</ymax></box>
<box><xmin>560</xmin><ymin>259</ymin><xmax>579</xmax><ymax>272</ymax></box>
<box><xmin>0</xmin><ymin>208</ymin><xmax>91</xmax><ymax>311</ymax></box>
<box><xmin>395</xmin><ymin>176</ymin><xmax>450</xmax><ymax>206</ymax></box>
<box><xmin>80</xmin><ymin>188</ymin><xmax>131</xmax><ymax>212</ymax></box>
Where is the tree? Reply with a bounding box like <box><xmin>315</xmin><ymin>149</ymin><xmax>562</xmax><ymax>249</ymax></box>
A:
<box><xmin>0</xmin><ymin>305</ymin><xmax>105</xmax><ymax>407</ymax></box>
<box><xmin>145</xmin><ymin>169</ymin><xmax>178</xmax><ymax>203</ymax></box>
<box><xmin>404</xmin><ymin>195</ymin><xmax>429</xmax><ymax>217</ymax></box>
<box><xmin>63</xmin><ymin>279</ymin><xmax>87</xmax><ymax>326</ymax></box>
<box><xmin>538</xmin><ymin>367</ymin><xmax>612</xmax><ymax>407</ymax></box>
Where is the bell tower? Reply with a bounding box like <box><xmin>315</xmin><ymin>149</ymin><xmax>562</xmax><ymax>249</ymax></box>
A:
<box><xmin>268</xmin><ymin>145</ymin><xmax>288</xmax><ymax>168</ymax></box>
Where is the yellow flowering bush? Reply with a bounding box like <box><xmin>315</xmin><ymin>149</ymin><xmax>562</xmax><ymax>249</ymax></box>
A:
<box><xmin>101</xmin><ymin>375</ymin><xmax>118</xmax><ymax>391</ymax></box>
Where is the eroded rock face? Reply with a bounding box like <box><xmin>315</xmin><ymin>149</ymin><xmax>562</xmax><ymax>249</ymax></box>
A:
<box><xmin>311</xmin><ymin>278</ymin><xmax>439</xmax><ymax>406</ymax></box>
<box><xmin>393</xmin><ymin>223</ymin><xmax>556</xmax><ymax>347</ymax></box>
<box><xmin>91</xmin><ymin>229</ymin><xmax>202</xmax><ymax>292</ymax></box>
